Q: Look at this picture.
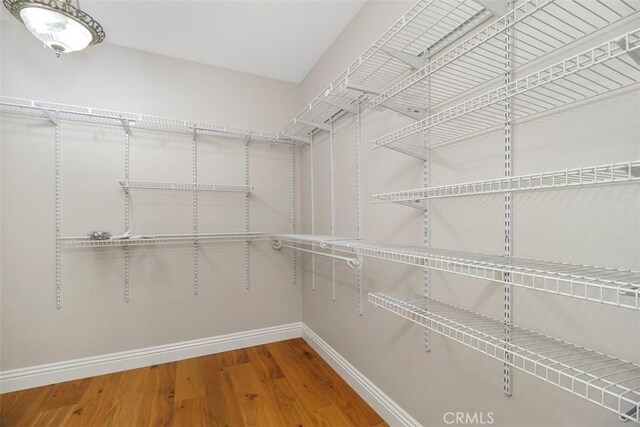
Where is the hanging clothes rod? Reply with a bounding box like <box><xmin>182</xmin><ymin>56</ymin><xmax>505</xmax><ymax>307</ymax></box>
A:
<box><xmin>271</xmin><ymin>239</ymin><xmax>363</xmax><ymax>270</ymax></box>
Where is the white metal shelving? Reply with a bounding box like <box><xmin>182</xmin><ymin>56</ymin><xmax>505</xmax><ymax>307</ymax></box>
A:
<box><xmin>369</xmin><ymin>0</ymin><xmax>640</xmax><ymax>112</ymax></box>
<box><xmin>369</xmin><ymin>292</ymin><xmax>640</xmax><ymax>423</ymax></box>
<box><xmin>281</xmin><ymin>0</ymin><xmax>491</xmax><ymax>140</ymax></box>
<box><xmin>119</xmin><ymin>180</ymin><xmax>253</xmax><ymax>193</ymax></box>
<box><xmin>0</xmin><ymin>96</ymin><xmax>297</xmax><ymax>306</ymax></box>
<box><xmin>275</xmin><ymin>235</ymin><xmax>640</xmax><ymax>311</ymax></box>
<box><xmin>0</xmin><ymin>96</ymin><xmax>293</xmax><ymax>144</ymax></box>
<box><xmin>372</xmin><ymin>29</ymin><xmax>640</xmax><ymax>159</ymax></box>
<box><xmin>60</xmin><ymin>232</ymin><xmax>271</xmax><ymax>248</ymax></box>
<box><xmin>282</xmin><ymin>0</ymin><xmax>640</xmax><ymax>422</ymax></box>
<box><xmin>373</xmin><ymin>160</ymin><xmax>640</xmax><ymax>208</ymax></box>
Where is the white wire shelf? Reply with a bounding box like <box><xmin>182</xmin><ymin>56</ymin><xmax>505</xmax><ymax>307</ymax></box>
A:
<box><xmin>274</xmin><ymin>234</ymin><xmax>356</xmax><ymax>247</ymax></box>
<box><xmin>372</xmin><ymin>29</ymin><xmax>640</xmax><ymax>159</ymax></box>
<box><xmin>370</xmin><ymin>0</ymin><xmax>640</xmax><ymax>111</ymax></box>
<box><xmin>119</xmin><ymin>180</ymin><xmax>253</xmax><ymax>193</ymax></box>
<box><xmin>281</xmin><ymin>0</ymin><xmax>490</xmax><ymax>139</ymax></box>
<box><xmin>60</xmin><ymin>232</ymin><xmax>271</xmax><ymax>248</ymax></box>
<box><xmin>276</xmin><ymin>234</ymin><xmax>640</xmax><ymax>311</ymax></box>
<box><xmin>0</xmin><ymin>96</ymin><xmax>293</xmax><ymax>145</ymax></box>
<box><xmin>373</xmin><ymin>160</ymin><xmax>640</xmax><ymax>208</ymax></box>
<box><xmin>369</xmin><ymin>292</ymin><xmax>640</xmax><ymax>423</ymax></box>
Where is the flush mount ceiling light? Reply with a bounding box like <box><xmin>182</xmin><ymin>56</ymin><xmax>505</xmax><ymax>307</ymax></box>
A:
<box><xmin>4</xmin><ymin>0</ymin><xmax>105</xmax><ymax>56</ymax></box>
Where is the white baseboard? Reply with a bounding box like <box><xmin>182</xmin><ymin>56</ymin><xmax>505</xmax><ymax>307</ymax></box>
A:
<box><xmin>302</xmin><ymin>324</ymin><xmax>421</xmax><ymax>427</ymax></box>
<box><xmin>0</xmin><ymin>322</ymin><xmax>302</xmax><ymax>393</ymax></box>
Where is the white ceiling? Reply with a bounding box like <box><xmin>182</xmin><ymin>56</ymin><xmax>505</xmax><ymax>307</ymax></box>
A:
<box><xmin>74</xmin><ymin>0</ymin><xmax>366</xmax><ymax>83</ymax></box>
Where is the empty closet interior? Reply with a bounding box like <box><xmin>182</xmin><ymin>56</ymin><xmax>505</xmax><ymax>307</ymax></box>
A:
<box><xmin>1</xmin><ymin>0</ymin><xmax>639</xmax><ymax>426</ymax></box>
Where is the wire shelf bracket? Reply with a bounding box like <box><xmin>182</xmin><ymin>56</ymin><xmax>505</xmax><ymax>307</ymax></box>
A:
<box><xmin>295</xmin><ymin>119</ymin><xmax>331</xmax><ymax>132</ymax></box>
<box><xmin>379</xmin><ymin>46</ymin><xmax>428</xmax><ymax>69</ymax></box>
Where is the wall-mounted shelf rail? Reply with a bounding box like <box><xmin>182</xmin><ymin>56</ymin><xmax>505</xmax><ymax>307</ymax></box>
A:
<box><xmin>0</xmin><ymin>96</ymin><xmax>293</xmax><ymax>145</ymax></box>
<box><xmin>372</xmin><ymin>29</ymin><xmax>640</xmax><ymax>159</ymax></box>
<box><xmin>119</xmin><ymin>180</ymin><xmax>253</xmax><ymax>193</ymax></box>
<box><xmin>281</xmin><ymin>0</ymin><xmax>490</xmax><ymax>139</ymax></box>
<box><xmin>60</xmin><ymin>232</ymin><xmax>271</xmax><ymax>248</ymax></box>
<box><xmin>369</xmin><ymin>292</ymin><xmax>640</xmax><ymax>423</ymax></box>
<box><xmin>369</xmin><ymin>0</ymin><xmax>640</xmax><ymax>111</ymax></box>
<box><xmin>277</xmin><ymin>235</ymin><xmax>640</xmax><ymax>310</ymax></box>
<box><xmin>373</xmin><ymin>160</ymin><xmax>640</xmax><ymax>208</ymax></box>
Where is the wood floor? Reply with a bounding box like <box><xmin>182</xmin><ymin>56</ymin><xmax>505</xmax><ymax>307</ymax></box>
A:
<box><xmin>0</xmin><ymin>338</ymin><xmax>387</xmax><ymax>426</ymax></box>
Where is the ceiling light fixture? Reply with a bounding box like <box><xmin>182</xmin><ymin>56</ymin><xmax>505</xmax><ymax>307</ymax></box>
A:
<box><xmin>4</xmin><ymin>0</ymin><xmax>105</xmax><ymax>56</ymax></box>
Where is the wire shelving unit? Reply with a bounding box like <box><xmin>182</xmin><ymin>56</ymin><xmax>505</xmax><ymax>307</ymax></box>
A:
<box><xmin>119</xmin><ymin>180</ymin><xmax>253</xmax><ymax>193</ymax></box>
<box><xmin>275</xmin><ymin>234</ymin><xmax>640</xmax><ymax>311</ymax></box>
<box><xmin>372</xmin><ymin>29</ymin><xmax>640</xmax><ymax>159</ymax></box>
<box><xmin>369</xmin><ymin>0</ymin><xmax>640</xmax><ymax>112</ymax></box>
<box><xmin>0</xmin><ymin>96</ymin><xmax>294</xmax><ymax>144</ymax></box>
<box><xmin>60</xmin><ymin>232</ymin><xmax>271</xmax><ymax>248</ymax></box>
<box><xmin>280</xmin><ymin>0</ymin><xmax>491</xmax><ymax>141</ymax></box>
<box><xmin>373</xmin><ymin>160</ymin><xmax>640</xmax><ymax>208</ymax></box>
<box><xmin>369</xmin><ymin>292</ymin><xmax>640</xmax><ymax>423</ymax></box>
<box><xmin>0</xmin><ymin>96</ymin><xmax>298</xmax><ymax>306</ymax></box>
<box><xmin>279</xmin><ymin>0</ymin><xmax>640</xmax><ymax>422</ymax></box>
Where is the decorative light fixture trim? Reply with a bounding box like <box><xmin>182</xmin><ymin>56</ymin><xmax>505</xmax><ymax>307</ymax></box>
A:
<box><xmin>4</xmin><ymin>0</ymin><xmax>105</xmax><ymax>55</ymax></box>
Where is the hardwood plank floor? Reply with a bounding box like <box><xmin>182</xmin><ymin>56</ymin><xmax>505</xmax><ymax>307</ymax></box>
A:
<box><xmin>0</xmin><ymin>338</ymin><xmax>387</xmax><ymax>426</ymax></box>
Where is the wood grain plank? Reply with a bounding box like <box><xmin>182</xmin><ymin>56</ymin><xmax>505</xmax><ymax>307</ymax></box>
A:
<box><xmin>226</xmin><ymin>361</ymin><xmax>290</xmax><ymax>426</ymax></box>
<box><xmin>136</xmin><ymin>363</ymin><xmax>176</xmax><ymax>426</ymax></box>
<box><xmin>263</xmin><ymin>376</ymin><xmax>320</xmax><ymax>427</ymax></box>
<box><xmin>314</xmin><ymin>404</ymin><xmax>358</xmax><ymax>427</ymax></box>
<box><xmin>30</xmin><ymin>405</ymin><xmax>76</xmax><ymax>426</ymax></box>
<box><xmin>286</xmin><ymin>339</ymin><xmax>385</xmax><ymax>426</ymax></box>
<box><xmin>175</xmin><ymin>358</ymin><xmax>207</xmax><ymax>402</ymax></box>
<box><xmin>172</xmin><ymin>396</ymin><xmax>211</xmax><ymax>427</ymax></box>
<box><xmin>1</xmin><ymin>387</ymin><xmax>49</xmax><ymax>426</ymax></box>
<box><xmin>206</xmin><ymin>358</ymin><xmax>247</xmax><ymax>427</ymax></box>
<box><xmin>247</xmin><ymin>344</ymin><xmax>284</xmax><ymax>383</ymax></box>
<box><xmin>265</xmin><ymin>341</ymin><xmax>335</xmax><ymax>412</ymax></box>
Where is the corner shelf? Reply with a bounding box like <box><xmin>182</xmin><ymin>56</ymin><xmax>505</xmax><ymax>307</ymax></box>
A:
<box><xmin>274</xmin><ymin>235</ymin><xmax>640</xmax><ymax>311</ymax></box>
<box><xmin>369</xmin><ymin>292</ymin><xmax>640</xmax><ymax>423</ymax></box>
<box><xmin>119</xmin><ymin>180</ymin><xmax>253</xmax><ymax>193</ymax></box>
<box><xmin>373</xmin><ymin>160</ymin><xmax>640</xmax><ymax>209</ymax></box>
<box><xmin>372</xmin><ymin>29</ymin><xmax>640</xmax><ymax>159</ymax></box>
<box><xmin>60</xmin><ymin>232</ymin><xmax>270</xmax><ymax>248</ymax></box>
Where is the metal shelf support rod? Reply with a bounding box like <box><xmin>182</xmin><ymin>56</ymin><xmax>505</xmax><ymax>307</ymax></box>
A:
<box><xmin>311</xmin><ymin>134</ymin><xmax>316</xmax><ymax>291</ymax></box>
<box><xmin>272</xmin><ymin>240</ymin><xmax>362</xmax><ymax>270</ymax></box>
<box><xmin>244</xmin><ymin>136</ymin><xmax>251</xmax><ymax>290</ymax></box>
<box><xmin>124</xmin><ymin>129</ymin><xmax>130</xmax><ymax>302</ymax></box>
<box><xmin>330</xmin><ymin>119</ymin><xmax>336</xmax><ymax>301</ymax></box>
<box><xmin>193</xmin><ymin>131</ymin><xmax>198</xmax><ymax>295</ymax></box>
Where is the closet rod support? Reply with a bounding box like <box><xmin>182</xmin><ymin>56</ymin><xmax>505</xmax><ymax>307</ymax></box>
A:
<box><xmin>271</xmin><ymin>240</ymin><xmax>363</xmax><ymax>270</ymax></box>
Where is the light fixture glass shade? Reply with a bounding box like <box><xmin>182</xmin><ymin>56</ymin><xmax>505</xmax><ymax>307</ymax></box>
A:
<box><xmin>3</xmin><ymin>0</ymin><xmax>105</xmax><ymax>55</ymax></box>
<box><xmin>20</xmin><ymin>7</ymin><xmax>92</xmax><ymax>53</ymax></box>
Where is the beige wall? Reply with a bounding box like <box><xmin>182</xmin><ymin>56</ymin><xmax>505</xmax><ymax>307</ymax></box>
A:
<box><xmin>298</xmin><ymin>2</ymin><xmax>640</xmax><ymax>426</ymax></box>
<box><xmin>2</xmin><ymin>2</ymin><xmax>640</xmax><ymax>426</ymax></box>
<box><xmin>1</xmin><ymin>21</ymin><xmax>301</xmax><ymax>370</ymax></box>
